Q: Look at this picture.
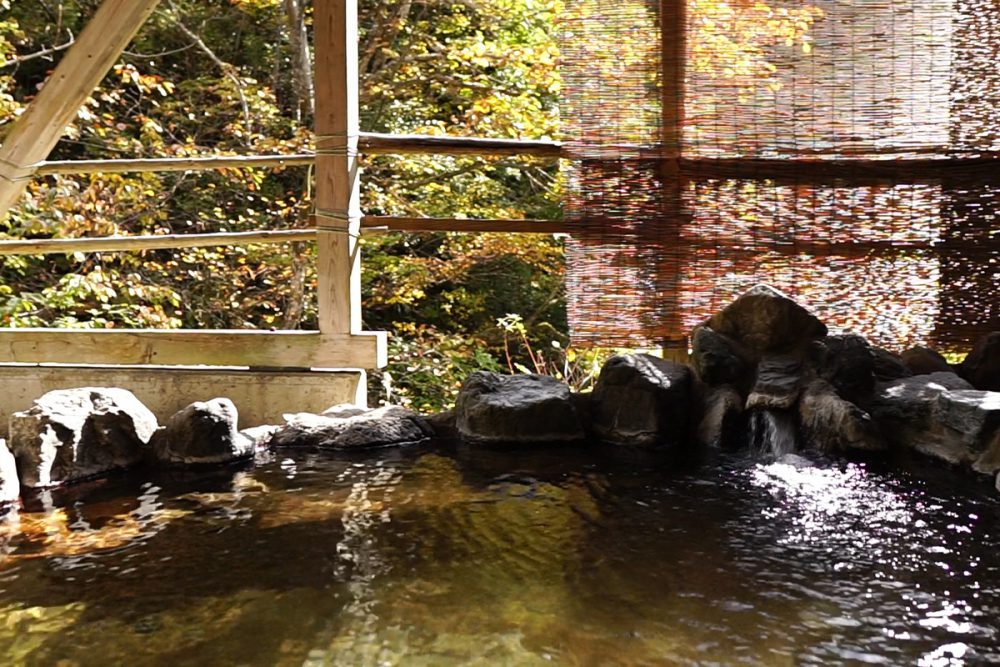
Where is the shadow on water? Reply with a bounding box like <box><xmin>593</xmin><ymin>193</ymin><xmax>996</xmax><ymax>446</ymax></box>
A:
<box><xmin>0</xmin><ymin>441</ymin><xmax>999</xmax><ymax>665</ymax></box>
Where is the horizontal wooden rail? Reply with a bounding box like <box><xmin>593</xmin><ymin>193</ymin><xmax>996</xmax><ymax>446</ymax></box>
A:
<box><xmin>361</xmin><ymin>215</ymin><xmax>569</xmax><ymax>233</ymax></box>
<box><xmin>0</xmin><ymin>229</ymin><xmax>317</xmax><ymax>255</ymax></box>
<box><xmin>37</xmin><ymin>154</ymin><xmax>315</xmax><ymax>175</ymax></box>
<box><xmin>679</xmin><ymin>155</ymin><xmax>1000</xmax><ymax>183</ymax></box>
<box><xmin>358</xmin><ymin>132</ymin><xmax>564</xmax><ymax>158</ymax></box>
<box><xmin>0</xmin><ymin>329</ymin><xmax>387</xmax><ymax>368</ymax></box>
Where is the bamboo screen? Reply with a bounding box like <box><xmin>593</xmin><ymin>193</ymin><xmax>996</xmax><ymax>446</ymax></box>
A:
<box><xmin>560</xmin><ymin>0</ymin><xmax>1000</xmax><ymax>352</ymax></box>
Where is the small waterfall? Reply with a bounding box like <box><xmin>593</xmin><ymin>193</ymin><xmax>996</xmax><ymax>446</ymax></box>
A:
<box><xmin>749</xmin><ymin>409</ymin><xmax>798</xmax><ymax>458</ymax></box>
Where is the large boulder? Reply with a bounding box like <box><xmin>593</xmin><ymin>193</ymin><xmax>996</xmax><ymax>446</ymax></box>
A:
<box><xmin>808</xmin><ymin>335</ymin><xmax>876</xmax><ymax>405</ymax></box>
<box><xmin>958</xmin><ymin>332</ymin><xmax>1000</xmax><ymax>391</ymax></box>
<box><xmin>589</xmin><ymin>354</ymin><xmax>694</xmax><ymax>446</ymax></box>
<box><xmin>9</xmin><ymin>387</ymin><xmax>157</xmax><ymax>488</ymax></box>
<box><xmin>691</xmin><ymin>326</ymin><xmax>752</xmax><ymax>390</ymax></box>
<box><xmin>872</xmin><ymin>347</ymin><xmax>912</xmax><ymax>382</ymax></box>
<box><xmin>798</xmin><ymin>380</ymin><xmax>884</xmax><ymax>453</ymax></box>
<box><xmin>271</xmin><ymin>404</ymin><xmax>433</xmax><ymax>449</ymax></box>
<box><xmin>704</xmin><ymin>284</ymin><xmax>827</xmax><ymax>360</ymax></box>
<box><xmin>454</xmin><ymin>372</ymin><xmax>586</xmax><ymax>445</ymax></box>
<box><xmin>900</xmin><ymin>346</ymin><xmax>952</xmax><ymax>376</ymax></box>
<box><xmin>149</xmin><ymin>398</ymin><xmax>252</xmax><ymax>466</ymax></box>
<box><xmin>696</xmin><ymin>385</ymin><xmax>744</xmax><ymax>448</ymax></box>
<box><xmin>0</xmin><ymin>440</ymin><xmax>19</xmax><ymax>504</ymax></box>
<box><xmin>869</xmin><ymin>373</ymin><xmax>1000</xmax><ymax>472</ymax></box>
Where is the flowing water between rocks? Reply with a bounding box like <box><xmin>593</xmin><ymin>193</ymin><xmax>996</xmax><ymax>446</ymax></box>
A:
<box><xmin>0</xmin><ymin>443</ymin><xmax>998</xmax><ymax>666</ymax></box>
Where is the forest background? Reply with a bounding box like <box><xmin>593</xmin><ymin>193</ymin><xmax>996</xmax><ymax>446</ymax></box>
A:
<box><xmin>0</xmin><ymin>0</ymin><xmax>817</xmax><ymax>409</ymax></box>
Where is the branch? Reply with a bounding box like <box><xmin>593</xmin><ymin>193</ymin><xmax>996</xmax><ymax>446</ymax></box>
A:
<box><xmin>164</xmin><ymin>1</ymin><xmax>252</xmax><ymax>141</ymax></box>
<box><xmin>1</xmin><ymin>31</ymin><xmax>75</xmax><ymax>69</ymax></box>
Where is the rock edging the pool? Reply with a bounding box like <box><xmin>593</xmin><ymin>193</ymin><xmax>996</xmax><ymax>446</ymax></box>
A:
<box><xmin>3</xmin><ymin>283</ymin><xmax>1000</xmax><ymax>502</ymax></box>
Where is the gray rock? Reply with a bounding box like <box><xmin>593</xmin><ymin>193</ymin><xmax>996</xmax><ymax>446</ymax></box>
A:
<box><xmin>150</xmin><ymin>398</ymin><xmax>252</xmax><ymax>466</ymax></box>
<box><xmin>696</xmin><ymin>385</ymin><xmax>744</xmax><ymax>448</ymax></box>
<box><xmin>809</xmin><ymin>335</ymin><xmax>876</xmax><ymax>404</ymax></box>
<box><xmin>746</xmin><ymin>354</ymin><xmax>802</xmax><ymax>411</ymax></box>
<box><xmin>900</xmin><ymin>346</ymin><xmax>953</xmax><ymax>376</ymax></box>
<box><xmin>958</xmin><ymin>332</ymin><xmax>1000</xmax><ymax>391</ymax></box>
<box><xmin>872</xmin><ymin>347</ymin><xmax>912</xmax><ymax>382</ymax></box>
<box><xmin>424</xmin><ymin>409</ymin><xmax>459</xmax><ymax>440</ymax></box>
<box><xmin>869</xmin><ymin>373</ymin><xmax>1000</xmax><ymax>471</ymax></box>
<box><xmin>691</xmin><ymin>326</ymin><xmax>752</xmax><ymax>390</ymax></box>
<box><xmin>272</xmin><ymin>404</ymin><xmax>433</xmax><ymax>449</ymax></box>
<box><xmin>705</xmin><ymin>284</ymin><xmax>827</xmax><ymax>360</ymax></box>
<box><xmin>455</xmin><ymin>372</ymin><xmax>585</xmax><ymax>445</ymax></box>
<box><xmin>240</xmin><ymin>424</ymin><xmax>280</xmax><ymax>450</ymax></box>
<box><xmin>0</xmin><ymin>439</ymin><xmax>19</xmax><ymax>504</ymax></box>
<box><xmin>590</xmin><ymin>354</ymin><xmax>693</xmax><ymax>447</ymax></box>
<box><xmin>9</xmin><ymin>387</ymin><xmax>157</xmax><ymax>488</ymax></box>
<box><xmin>799</xmin><ymin>380</ymin><xmax>884</xmax><ymax>453</ymax></box>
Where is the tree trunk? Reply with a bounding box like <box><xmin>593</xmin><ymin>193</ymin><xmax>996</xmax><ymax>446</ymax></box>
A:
<box><xmin>283</xmin><ymin>0</ymin><xmax>315</xmax><ymax>122</ymax></box>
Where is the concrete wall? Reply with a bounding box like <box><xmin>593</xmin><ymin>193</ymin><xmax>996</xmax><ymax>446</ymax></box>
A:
<box><xmin>0</xmin><ymin>364</ymin><xmax>366</xmax><ymax>438</ymax></box>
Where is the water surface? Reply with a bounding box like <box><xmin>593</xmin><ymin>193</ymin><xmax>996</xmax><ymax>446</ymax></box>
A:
<box><xmin>1</xmin><ymin>444</ymin><xmax>998</xmax><ymax>666</ymax></box>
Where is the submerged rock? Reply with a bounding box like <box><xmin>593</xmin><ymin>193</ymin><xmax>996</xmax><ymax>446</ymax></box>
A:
<box><xmin>454</xmin><ymin>372</ymin><xmax>585</xmax><ymax>445</ymax></box>
<box><xmin>958</xmin><ymin>332</ymin><xmax>1000</xmax><ymax>391</ymax></box>
<box><xmin>0</xmin><ymin>440</ymin><xmax>19</xmax><ymax>504</ymax></box>
<box><xmin>704</xmin><ymin>284</ymin><xmax>827</xmax><ymax>359</ymax></box>
<box><xmin>900</xmin><ymin>346</ymin><xmax>953</xmax><ymax>376</ymax></box>
<box><xmin>590</xmin><ymin>354</ymin><xmax>693</xmax><ymax>447</ymax></box>
<box><xmin>9</xmin><ymin>387</ymin><xmax>157</xmax><ymax>488</ymax></box>
<box><xmin>150</xmin><ymin>398</ymin><xmax>252</xmax><ymax>466</ymax></box>
<box><xmin>798</xmin><ymin>380</ymin><xmax>884</xmax><ymax>453</ymax></box>
<box><xmin>272</xmin><ymin>404</ymin><xmax>432</xmax><ymax>449</ymax></box>
<box><xmin>696</xmin><ymin>385</ymin><xmax>744</xmax><ymax>448</ymax></box>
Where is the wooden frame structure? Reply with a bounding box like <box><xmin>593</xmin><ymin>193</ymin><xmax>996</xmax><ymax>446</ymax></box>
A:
<box><xmin>2</xmin><ymin>0</ymin><xmax>1000</xmax><ymax>377</ymax></box>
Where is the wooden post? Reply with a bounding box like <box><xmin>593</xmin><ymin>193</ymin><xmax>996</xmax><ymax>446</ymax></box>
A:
<box><xmin>658</xmin><ymin>0</ymin><xmax>689</xmax><ymax>348</ymax></box>
<box><xmin>313</xmin><ymin>0</ymin><xmax>361</xmax><ymax>334</ymax></box>
<box><xmin>0</xmin><ymin>0</ymin><xmax>161</xmax><ymax>219</ymax></box>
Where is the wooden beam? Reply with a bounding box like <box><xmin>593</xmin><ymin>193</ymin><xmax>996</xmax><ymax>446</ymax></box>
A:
<box><xmin>361</xmin><ymin>216</ymin><xmax>568</xmax><ymax>234</ymax></box>
<box><xmin>0</xmin><ymin>329</ymin><xmax>387</xmax><ymax>369</ymax></box>
<box><xmin>0</xmin><ymin>229</ymin><xmax>317</xmax><ymax>256</ymax></box>
<box><xmin>0</xmin><ymin>0</ymin><xmax>162</xmax><ymax>219</ymax></box>
<box><xmin>660</xmin><ymin>0</ymin><xmax>686</xmax><ymax>160</ymax></box>
<box><xmin>358</xmin><ymin>132</ymin><xmax>563</xmax><ymax>158</ymax></box>
<box><xmin>314</xmin><ymin>0</ymin><xmax>361</xmax><ymax>335</ymax></box>
<box><xmin>36</xmin><ymin>154</ymin><xmax>315</xmax><ymax>176</ymax></box>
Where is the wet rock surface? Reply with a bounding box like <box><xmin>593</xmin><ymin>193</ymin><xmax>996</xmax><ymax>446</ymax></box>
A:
<box><xmin>959</xmin><ymin>332</ymin><xmax>1000</xmax><ymax>391</ymax></box>
<box><xmin>272</xmin><ymin>404</ymin><xmax>433</xmax><ymax>450</ymax></box>
<box><xmin>696</xmin><ymin>385</ymin><xmax>744</xmax><ymax>449</ymax></box>
<box><xmin>9</xmin><ymin>387</ymin><xmax>157</xmax><ymax>488</ymax></box>
<box><xmin>150</xmin><ymin>398</ymin><xmax>252</xmax><ymax>466</ymax></box>
<box><xmin>455</xmin><ymin>372</ymin><xmax>586</xmax><ymax>445</ymax></box>
<box><xmin>798</xmin><ymin>380</ymin><xmax>884</xmax><ymax>453</ymax></box>
<box><xmin>590</xmin><ymin>354</ymin><xmax>694</xmax><ymax>447</ymax></box>
<box><xmin>901</xmin><ymin>346</ymin><xmax>953</xmax><ymax>376</ymax></box>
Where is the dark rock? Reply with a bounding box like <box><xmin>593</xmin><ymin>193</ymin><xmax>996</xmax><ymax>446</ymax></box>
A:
<box><xmin>868</xmin><ymin>373</ymin><xmax>1000</xmax><ymax>471</ymax></box>
<box><xmin>0</xmin><ymin>440</ymin><xmax>18</xmax><ymax>504</ymax></box>
<box><xmin>958</xmin><ymin>332</ymin><xmax>1000</xmax><ymax>391</ymax></box>
<box><xmin>691</xmin><ymin>325</ymin><xmax>751</xmax><ymax>390</ymax></box>
<box><xmin>809</xmin><ymin>335</ymin><xmax>876</xmax><ymax>404</ymax></box>
<box><xmin>872</xmin><ymin>347</ymin><xmax>912</xmax><ymax>382</ymax></box>
<box><xmin>746</xmin><ymin>354</ymin><xmax>802</xmax><ymax>411</ymax></box>
<box><xmin>150</xmin><ymin>398</ymin><xmax>252</xmax><ymax>466</ymax></box>
<box><xmin>589</xmin><ymin>354</ymin><xmax>694</xmax><ymax>447</ymax></box>
<box><xmin>696</xmin><ymin>385</ymin><xmax>744</xmax><ymax>448</ymax></box>
<box><xmin>454</xmin><ymin>372</ymin><xmax>586</xmax><ymax>445</ymax></box>
<box><xmin>424</xmin><ymin>409</ymin><xmax>459</xmax><ymax>440</ymax></box>
<box><xmin>900</xmin><ymin>346</ymin><xmax>953</xmax><ymax>376</ymax></box>
<box><xmin>799</xmin><ymin>380</ymin><xmax>884</xmax><ymax>453</ymax></box>
<box><xmin>705</xmin><ymin>284</ymin><xmax>827</xmax><ymax>359</ymax></box>
<box><xmin>9</xmin><ymin>387</ymin><xmax>157</xmax><ymax>488</ymax></box>
<box><xmin>272</xmin><ymin>404</ymin><xmax>433</xmax><ymax>449</ymax></box>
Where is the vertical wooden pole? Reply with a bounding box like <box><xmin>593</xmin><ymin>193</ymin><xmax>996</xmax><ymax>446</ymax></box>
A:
<box><xmin>659</xmin><ymin>0</ymin><xmax>688</xmax><ymax>348</ymax></box>
<box><xmin>313</xmin><ymin>0</ymin><xmax>361</xmax><ymax>335</ymax></box>
<box><xmin>0</xmin><ymin>0</ymin><xmax>162</xmax><ymax>219</ymax></box>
